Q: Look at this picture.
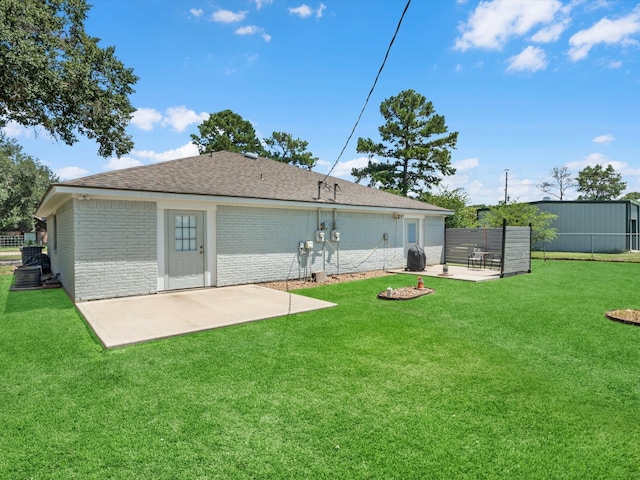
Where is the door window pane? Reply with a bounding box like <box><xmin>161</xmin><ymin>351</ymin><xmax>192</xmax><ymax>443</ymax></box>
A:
<box><xmin>408</xmin><ymin>222</ymin><xmax>417</xmax><ymax>243</ymax></box>
<box><xmin>175</xmin><ymin>215</ymin><xmax>197</xmax><ymax>251</ymax></box>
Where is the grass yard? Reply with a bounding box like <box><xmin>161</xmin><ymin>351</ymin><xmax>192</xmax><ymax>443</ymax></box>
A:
<box><xmin>1</xmin><ymin>260</ymin><xmax>638</xmax><ymax>479</ymax></box>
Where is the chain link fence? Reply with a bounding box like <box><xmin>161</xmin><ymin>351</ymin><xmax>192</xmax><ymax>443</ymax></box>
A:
<box><xmin>535</xmin><ymin>232</ymin><xmax>640</xmax><ymax>255</ymax></box>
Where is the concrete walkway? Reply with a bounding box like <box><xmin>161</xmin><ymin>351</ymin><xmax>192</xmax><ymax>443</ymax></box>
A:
<box><xmin>77</xmin><ymin>285</ymin><xmax>336</xmax><ymax>349</ymax></box>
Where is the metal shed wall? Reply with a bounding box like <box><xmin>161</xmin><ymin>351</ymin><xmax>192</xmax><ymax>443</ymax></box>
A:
<box><xmin>531</xmin><ymin>201</ymin><xmax>633</xmax><ymax>253</ymax></box>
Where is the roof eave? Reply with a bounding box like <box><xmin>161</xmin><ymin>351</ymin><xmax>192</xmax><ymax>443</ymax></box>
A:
<box><xmin>37</xmin><ymin>184</ymin><xmax>453</xmax><ymax>216</ymax></box>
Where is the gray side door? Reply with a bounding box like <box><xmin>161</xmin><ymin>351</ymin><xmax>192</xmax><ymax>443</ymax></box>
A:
<box><xmin>167</xmin><ymin>210</ymin><xmax>204</xmax><ymax>290</ymax></box>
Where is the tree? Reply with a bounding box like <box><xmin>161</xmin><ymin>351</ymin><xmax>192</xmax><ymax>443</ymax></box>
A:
<box><xmin>481</xmin><ymin>202</ymin><xmax>557</xmax><ymax>246</ymax></box>
<box><xmin>576</xmin><ymin>164</ymin><xmax>626</xmax><ymax>200</ymax></box>
<box><xmin>352</xmin><ymin>89</ymin><xmax>458</xmax><ymax>197</ymax></box>
<box><xmin>0</xmin><ymin>135</ymin><xmax>58</xmax><ymax>233</ymax></box>
<box><xmin>621</xmin><ymin>192</ymin><xmax>640</xmax><ymax>201</ymax></box>
<box><xmin>419</xmin><ymin>187</ymin><xmax>478</xmax><ymax>228</ymax></box>
<box><xmin>537</xmin><ymin>166</ymin><xmax>575</xmax><ymax>201</ymax></box>
<box><xmin>263</xmin><ymin>131</ymin><xmax>318</xmax><ymax>170</ymax></box>
<box><xmin>191</xmin><ymin>110</ymin><xmax>263</xmax><ymax>155</ymax></box>
<box><xmin>0</xmin><ymin>0</ymin><xmax>138</xmax><ymax>157</ymax></box>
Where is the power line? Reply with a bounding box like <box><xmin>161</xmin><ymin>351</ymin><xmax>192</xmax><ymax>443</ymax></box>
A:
<box><xmin>321</xmin><ymin>0</ymin><xmax>411</xmax><ymax>182</ymax></box>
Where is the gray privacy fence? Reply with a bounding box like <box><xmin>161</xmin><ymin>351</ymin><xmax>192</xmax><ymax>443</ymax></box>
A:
<box><xmin>445</xmin><ymin>224</ymin><xmax>531</xmax><ymax>277</ymax></box>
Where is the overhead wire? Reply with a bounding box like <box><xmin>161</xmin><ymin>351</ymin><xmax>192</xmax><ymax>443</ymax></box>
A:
<box><xmin>321</xmin><ymin>0</ymin><xmax>412</xmax><ymax>183</ymax></box>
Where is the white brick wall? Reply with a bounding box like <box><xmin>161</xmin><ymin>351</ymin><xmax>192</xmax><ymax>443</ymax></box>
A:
<box><xmin>73</xmin><ymin>199</ymin><xmax>157</xmax><ymax>301</ymax></box>
<box><xmin>215</xmin><ymin>206</ymin><xmax>405</xmax><ymax>286</ymax></box>
<box><xmin>50</xmin><ymin>200</ymin><xmax>76</xmax><ymax>298</ymax></box>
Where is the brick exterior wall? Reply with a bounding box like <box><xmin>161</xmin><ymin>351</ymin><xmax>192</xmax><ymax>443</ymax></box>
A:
<box><xmin>72</xmin><ymin>199</ymin><xmax>157</xmax><ymax>301</ymax></box>
<box><xmin>50</xmin><ymin>200</ymin><xmax>76</xmax><ymax>298</ymax></box>
<box><xmin>215</xmin><ymin>206</ymin><xmax>406</xmax><ymax>286</ymax></box>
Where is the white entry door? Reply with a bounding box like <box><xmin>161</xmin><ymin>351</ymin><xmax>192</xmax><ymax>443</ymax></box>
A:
<box><xmin>168</xmin><ymin>210</ymin><xmax>204</xmax><ymax>289</ymax></box>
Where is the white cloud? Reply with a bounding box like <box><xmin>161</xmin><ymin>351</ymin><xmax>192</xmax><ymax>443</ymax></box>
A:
<box><xmin>453</xmin><ymin>157</ymin><xmax>479</xmax><ymax>172</ymax></box>
<box><xmin>162</xmin><ymin>106</ymin><xmax>208</xmax><ymax>132</ymax></box>
<box><xmin>506</xmin><ymin>45</ymin><xmax>548</xmax><ymax>72</ymax></box>
<box><xmin>530</xmin><ymin>19</ymin><xmax>569</xmax><ymax>43</ymax></box>
<box><xmin>593</xmin><ymin>134</ymin><xmax>614</xmax><ymax>144</ymax></box>
<box><xmin>131</xmin><ymin>108</ymin><xmax>163</xmax><ymax>131</ymax></box>
<box><xmin>212</xmin><ymin>9</ymin><xmax>247</xmax><ymax>23</ymax></box>
<box><xmin>315</xmin><ymin>159</ymin><xmax>331</xmax><ymax>168</ymax></box>
<box><xmin>568</xmin><ymin>11</ymin><xmax>640</xmax><ymax>61</ymax></box>
<box><xmin>607</xmin><ymin>59</ymin><xmax>623</xmax><ymax>69</ymax></box>
<box><xmin>254</xmin><ymin>0</ymin><xmax>273</xmax><ymax>8</ymax></box>
<box><xmin>190</xmin><ymin>8</ymin><xmax>203</xmax><ymax>18</ymax></box>
<box><xmin>56</xmin><ymin>166</ymin><xmax>89</xmax><ymax>180</ymax></box>
<box><xmin>289</xmin><ymin>4</ymin><xmax>313</xmax><ymax>18</ymax></box>
<box><xmin>454</xmin><ymin>0</ymin><xmax>562</xmax><ymax>51</ymax></box>
<box><xmin>316</xmin><ymin>3</ymin><xmax>326</xmax><ymax>19</ymax></box>
<box><xmin>1</xmin><ymin>121</ymin><xmax>52</xmax><ymax>140</ymax></box>
<box><xmin>330</xmin><ymin>156</ymin><xmax>372</xmax><ymax>179</ymax></box>
<box><xmin>102</xmin><ymin>156</ymin><xmax>143</xmax><ymax>171</ymax></box>
<box><xmin>236</xmin><ymin>25</ymin><xmax>258</xmax><ymax>35</ymax></box>
<box><xmin>2</xmin><ymin>121</ymin><xmax>31</xmax><ymax>138</ymax></box>
<box><xmin>235</xmin><ymin>25</ymin><xmax>271</xmax><ymax>41</ymax></box>
<box><xmin>132</xmin><ymin>106</ymin><xmax>207</xmax><ymax>132</ymax></box>
<box><xmin>134</xmin><ymin>143</ymin><xmax>200</xmax><ymax>163</ymax></box>
<box><xmin>565</xmin><ymin>152</ymin><xmax>610</xmax><ymax>170</ymax></box>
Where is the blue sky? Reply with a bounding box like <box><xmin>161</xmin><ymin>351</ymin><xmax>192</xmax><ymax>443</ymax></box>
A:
<box><xmin>5</xmin><ymin>0</ymin><xmax>640</xmax><ymax>205</ymax></box>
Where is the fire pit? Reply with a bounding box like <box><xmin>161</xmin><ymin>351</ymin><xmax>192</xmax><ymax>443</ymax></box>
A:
<box><xmin>377</xmin><ymin>286</ymin><xmax>435</xmax><ymax>300</ymax></box>
<box><xmin>605</xmin><ymin>309</ymin><xmax>640</xmax><ymax>326</ymax></box>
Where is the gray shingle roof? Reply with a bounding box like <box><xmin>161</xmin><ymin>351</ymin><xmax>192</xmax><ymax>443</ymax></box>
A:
<box><xmin>59</xmin><ymin>151</ymin><xmax>449</xmax><ymax>212</ymax></box>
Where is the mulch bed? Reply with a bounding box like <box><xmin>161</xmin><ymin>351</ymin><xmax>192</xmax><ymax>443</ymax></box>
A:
<box><xmin>605</xmin><ymin>309</ymin><xmax>640</xmax><ymax>326</ymax></box>
<box><xmin>377</xmin><ymin>286</ymin><xmax>435</xmax><ymax>301</ymax></box>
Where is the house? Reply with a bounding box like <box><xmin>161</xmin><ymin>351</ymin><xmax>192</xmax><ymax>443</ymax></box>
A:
<box><xmin>36</xmin><ymin>151</ymin><xmax>452</xmax><ymax>301</ymax></box>
<box><xmin>530</xmin><ymin>200</ymin><xmax>640</xmax><ymax>253</ymax></box>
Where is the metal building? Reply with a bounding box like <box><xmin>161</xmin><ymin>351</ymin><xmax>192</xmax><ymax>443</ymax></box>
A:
<box><xmin>531</xmin><ymin>200</ymin><xmax>640</xmax><ymax>253</ymax></box>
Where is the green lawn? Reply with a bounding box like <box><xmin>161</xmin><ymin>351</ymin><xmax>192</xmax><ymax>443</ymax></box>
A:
<box><xmin>1</xmin><ymin>260</ymin><xmax>638</xmax><ymax>479</ymax></box>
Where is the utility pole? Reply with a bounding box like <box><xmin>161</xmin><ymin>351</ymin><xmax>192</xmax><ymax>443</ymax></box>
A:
<box><xmin>504</xmin><ymin>169</ymin><xmax>509</xmax><ymax>204</ymax></box>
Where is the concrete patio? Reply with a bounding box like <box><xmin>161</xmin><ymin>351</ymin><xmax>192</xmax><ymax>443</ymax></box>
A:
<box><xmin>76</xmin><ymin>284</ymin><xmax>336</xmax><ymax>349</ymax></box>
<box><xmin>390</xmin><ymin>264</ymin><xmax>502</xmax><ymax>282</ymax></box>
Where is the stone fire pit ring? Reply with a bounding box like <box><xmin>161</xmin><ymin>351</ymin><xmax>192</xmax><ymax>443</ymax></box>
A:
<box><xmin>605</xmin><ymin>309</ymin><xmax>640</xmax><ymax>326</ymax></box>
<box><xmin>378</xmin><ymin>286</ymin><xmax>435</xmax><ymax>301</ymax></box>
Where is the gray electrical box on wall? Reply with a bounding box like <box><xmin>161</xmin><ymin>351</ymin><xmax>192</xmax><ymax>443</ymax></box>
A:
<box><xmin>331</xmin><ymin>230</ymin><xmax>341</xmax><ymax>241</ymax></box>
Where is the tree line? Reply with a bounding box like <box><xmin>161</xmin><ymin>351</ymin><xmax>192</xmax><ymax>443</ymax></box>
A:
<box><xmin>537</xmin><ymin>164</ymin><xmax>636</xmax><ymax>201</ymax></box>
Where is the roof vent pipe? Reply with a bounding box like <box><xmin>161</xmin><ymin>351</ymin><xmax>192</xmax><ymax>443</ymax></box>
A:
<box><xmin>334</xmin><ymin>183</ymin><xmax>339</xmax><ymax>201</ymax></box>
<box><xmin>318</xmin><ymin>181</ymin><xmax>322</xmax><ymax>199</ymax></box>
